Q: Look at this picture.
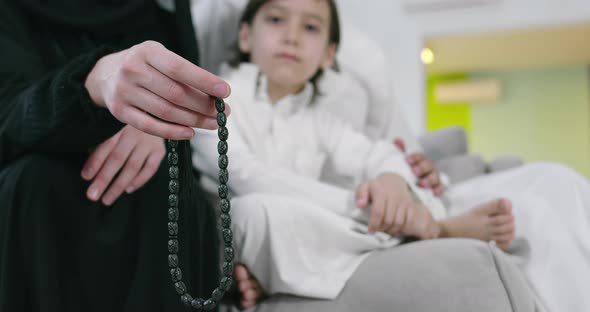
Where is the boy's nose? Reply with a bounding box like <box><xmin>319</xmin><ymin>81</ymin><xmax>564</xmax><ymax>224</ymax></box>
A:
<box><xmin>282</xmin><ymin>22</ymin><xmax>300</xmax><ymax>46</ymax></box>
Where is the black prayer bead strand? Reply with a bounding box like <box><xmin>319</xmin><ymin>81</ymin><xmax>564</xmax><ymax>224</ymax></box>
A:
<box><xmin>167</xmin><ymin>97</ymin><xmax>233</xmax><ymax>310</ymax></box>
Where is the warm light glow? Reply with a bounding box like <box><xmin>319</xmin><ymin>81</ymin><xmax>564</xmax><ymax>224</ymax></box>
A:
<box><xmin>421</xmin><ymin>47</ymin><xmax>435</xmax><ymax>65</ymax></box>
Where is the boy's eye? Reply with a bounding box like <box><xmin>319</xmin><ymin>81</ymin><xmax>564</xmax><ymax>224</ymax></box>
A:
<box><xmin>304</xmin><ymin>24</ymin><xmax>319</xmax><ymax>32</ymax></box>
<box><xmin>266</xmin><ymin>15</ymin><xmax>282</xmax><ymax>24</ymax></box>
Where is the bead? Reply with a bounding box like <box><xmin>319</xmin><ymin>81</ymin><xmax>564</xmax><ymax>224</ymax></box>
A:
<box><xmin>168</xmin><ymin>222</ymin><xmax>178</xmax><ymax>236</ymax></box>
<box><xmin>191</xmin><ymin>298</ymin><xmax>205</xmax><ymax>309</ymax></box>
<box><xmin>218</xmin><ymin>184</ymin><xmax>228</xmax><ymax>199</ymax></box>
<box><xmin>212</xmin><ymin>288</ymin><xmax>225</xmax><ymax>301</ymax></box>
<box><xmin>168</xmin><ymin>254</ymin><xmax>179</xmax><ymax>268</ymax></box>
<box><xmin>224</xmin><ymin>246</ymin><xmax>234</xmax><ymax>262</ymax></box>
<box><xmin>215</xmin><ymin>97</ymin><xmax>225</xmax><ymax>112</ymax></box>
<box><xmin>168</xmin><ymin>181</ymin><xmax>179</xmax><ymax>194</ymax></box>
<box><xmin>203</xmin><ymin>299</ymin><xmax>217</xmax><ymax>310</ymax></box>
<box><xmin>168</xmin><ymin>179</ymin><xmax>179</xmax><ymax>194</ymax></box>
<box><xmin>219</xmin><ymin>199</ymin><xmax>231</xmax><ymax>213</ymax></box>
<box><xmin>218</xmin><ymin>154</ymin><xmax>228</xmax><ymax>169</ymax></box>
<box><xmin>170</xmin><ymin>267</ymin><xmax>182</xmax><ymax>282</ymax></box>
<box><xmin>168</xmin><ymin>207</ymin><xmax>179</xmax><ymax>222</ymax></box>
<box><xmin>220</xmin><ymin>277</ymin><xmax>233</xmax><ymax>291</ymax></box>
<box><xmin>168</xmin><ymin>194</ymin><xmax>178</xmax><ymax>207</ymax></box>
<box><xmin>181</xmin><ymin>293</ymin><xmax>193</xmax><ymax>307</ymax></box>
<box><xmin>219</xmin><ymin>169</ymin><xmax>229</xmax><ymax>184</ymax></box>
<box><xmin>217</xmin><ymin>112</ymin><xmax>226</xmax><ymax>127</ymax></box>
<box><xmin>167</xmin><ymin>151</ymin><xmax>179</xmax><ymax>165</ymax></box>
<box><xmin>222</xmin><ymin>228</ymin><xmax>232</xmax><ymax>244</ymax></box>
<box><xmin>218</xmin><ymin>126</ymin><xmax>229</xmax><ymax>141</ymax></box>
<box><xmin>174</xmin><ymin>281</ymin><xmax>186</xmax><ymax>295</ymax></box>
<box><xmin>168</xmin><ymin>239</ymin><xmax>179</xmax><ymax>253</ymax></box>
<box><xmin>169</xmin><ymin>166</ymin><xmax>179</xmax><ymax>179</ymax></box>
<box><xmin>221</xmin><ymin>213</ymin><xmax>231</xmax><ymax>229</ymax></box>
<box><xmin>222</xmin><ymin>262</ymin><xmax>233</xmax><ymax>277</ymax></box>
<box><xmin>168</xmin><ymin>140</ymin><xmax>179</xmax><ymax>148</ymax></box>
<box><xmin>217</xmin><ymin>141</ymin><xmax>228</xmax><ymax>155</ymax></box>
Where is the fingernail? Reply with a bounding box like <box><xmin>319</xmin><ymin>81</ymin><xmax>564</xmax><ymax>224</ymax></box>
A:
<box><xmin>102</xmin><ymin>195</ymin><xmax>113</xmax><ymax>206</ymax></box>
<box><xmin>126</xmin><ymin>186</ymin><xmax>135</xmax><ymax>193</ymax></box>
<box><xmin>81</xmin><ymin>167</ymin><xmax>93</xmax><ymax>180</ymax></box>
<box><xmin>214</xmin><ymin>83</ymin><xmax>230</xmax><ymax>97</ymax></box>
<box><xmin>207</xmin><ymin>118</ymin><xmax>219</xmax><ymax>129</ymax></box>
<box><xmin>88</xmin><ymin>187</ymin><xmax>99</xmax><ymax>201</ymax></box>
<box><xmin>181</xmin><ymin>128</ymin><xmax>194</xmax><ymax>139</ymax></box>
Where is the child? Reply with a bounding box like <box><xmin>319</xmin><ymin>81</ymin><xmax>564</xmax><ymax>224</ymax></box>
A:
<box><xmin>192</xmin><ymin>0</ymin><xmax>515</xmax><ymax>308</ymax></box>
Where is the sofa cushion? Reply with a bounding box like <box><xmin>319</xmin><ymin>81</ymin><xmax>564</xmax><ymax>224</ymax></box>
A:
<box><xmin>488</xmin><ymin>156</ymin><xmax>525</xmax><ymax>173</ymax></box>
<box><xmin>419</xmin><ymin>126</ymin><xmax>468</xmax><ymax>162</ymax></box>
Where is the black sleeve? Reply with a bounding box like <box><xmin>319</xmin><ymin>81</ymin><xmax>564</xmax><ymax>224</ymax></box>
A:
<box><xmin>0</xmin><ymin>24</ymin><xmax>123</xmax><ymax>166</ymax></box>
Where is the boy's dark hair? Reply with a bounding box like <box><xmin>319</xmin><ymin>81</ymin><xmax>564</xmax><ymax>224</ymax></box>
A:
<box><xmin>228</xmin><ymin>0</ymin><xmax>341</xmax><ymax>103</ymax></box>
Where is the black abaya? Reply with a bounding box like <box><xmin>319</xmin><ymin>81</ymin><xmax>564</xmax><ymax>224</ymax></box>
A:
<box><xmin>0</xmin><ymin>1</ymin><xmax>220</xmax><ymax>311</ymax></box>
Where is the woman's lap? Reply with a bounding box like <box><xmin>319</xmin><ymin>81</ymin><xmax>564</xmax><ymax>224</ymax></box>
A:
<box><xmin>0</xmin><ymin>154</ymin><xmax>219</xmax><ymax>312</ymax></box>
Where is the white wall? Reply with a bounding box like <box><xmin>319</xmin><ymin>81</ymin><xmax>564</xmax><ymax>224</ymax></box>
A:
<box><xmin>415</xmin><ymin>0</ymin><xmax>590</xmax><ymax>37</ymax></box>
<box><xmin>337</xmin><ymin>0</ymin><xmax>425</xmax><ymax>135</ymax></box>
<box><xmin>336</xmin><ymin>0</ymin><xmax>590</xmax><ymax>135</ymax></box>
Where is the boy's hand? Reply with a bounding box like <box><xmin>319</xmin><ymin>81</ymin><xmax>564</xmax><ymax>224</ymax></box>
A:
<box><xmin>394</xmin><ymin>138</ymin><xmax>445</xmax><ymax>196</ymax></box>
<box><xmin>355</xmin><ymin>173</ymin><xmax>416</xmax><ymax>235</ymax></box>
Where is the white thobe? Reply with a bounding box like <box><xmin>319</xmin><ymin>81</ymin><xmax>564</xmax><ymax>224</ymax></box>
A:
<box><xmin>192</xmin><ymin>64</ymin><xmax>446</xmax><ymax>298</ymax></box>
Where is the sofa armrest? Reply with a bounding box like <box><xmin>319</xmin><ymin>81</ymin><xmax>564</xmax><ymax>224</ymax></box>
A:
<box><xmin>437</xmin><ymin>154</ymin><xmax>488</xmax><ymax>184</ymax></box>
<box><xmin>419</xmin><ymin>126</ymin><xmax>525</xmax><ymax>181</ymax></box>
<box><xmin>419</xmin><ymin>126</ymin><xmax>467</xmax><ymax>162</ymax></box>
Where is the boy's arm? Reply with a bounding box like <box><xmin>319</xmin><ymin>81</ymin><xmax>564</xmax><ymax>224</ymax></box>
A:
<box><xmin>192</xmin><ymin>125</ymin><xmax>355</xmax><ymax>217</ymax></box>
<box><xmin>313</xmin><ymin>110</ymin><xmax>417</xmax><ymax>185</ymax></box>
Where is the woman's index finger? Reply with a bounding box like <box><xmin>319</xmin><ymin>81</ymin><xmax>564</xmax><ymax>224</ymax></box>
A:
<box><xmin>146</xmin><ymin>45</ymin><xmax>231</xmax><ymax>99</ymax></box>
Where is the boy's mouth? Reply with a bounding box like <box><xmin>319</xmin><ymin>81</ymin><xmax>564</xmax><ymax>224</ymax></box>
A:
<box><xmin>276</xmin><ymin>52</ymin><xmax>300</xmax><ymax>62</ymax></box>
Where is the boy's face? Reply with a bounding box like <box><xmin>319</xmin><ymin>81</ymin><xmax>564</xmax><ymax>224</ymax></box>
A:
<box><xmin>239</xmin><ymin>0</ymin><xmax>336</xmax><ymax>90</ymax></box>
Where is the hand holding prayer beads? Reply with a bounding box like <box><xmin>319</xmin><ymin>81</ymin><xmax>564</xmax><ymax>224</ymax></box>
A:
<box><xmin>167</xmin><ymin>97</ymin><xmax>233</xmax><ymax>310</ymax></box>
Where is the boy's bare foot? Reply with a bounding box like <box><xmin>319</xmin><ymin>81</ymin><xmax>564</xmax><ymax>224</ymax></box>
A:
<box><xmin>234</xmin><ymin>264</ymin><xmax>266</xmax><ymax>309</ymax></box>
<box><xmin>439</xmin><ymin>198</ymin><xmax>515</xmax><ymax>250</ymax></box>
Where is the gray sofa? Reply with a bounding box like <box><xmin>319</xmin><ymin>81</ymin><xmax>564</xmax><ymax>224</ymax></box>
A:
<box><xmin>224</xmin><ymin>239</ymin><xmax>536</xmax><ymax>312</ymax></box>
<box><xmin>419</xmin><ymin>126</ymin><xmax>524</xmax><ymax>184</ymax></box>
<box><xmin>219</xmin><ymin>127</ymin><xmax>537</xmax><ymax>312</ymax></box>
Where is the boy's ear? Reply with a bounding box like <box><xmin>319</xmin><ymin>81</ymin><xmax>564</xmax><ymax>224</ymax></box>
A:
<box><xmin>238</xmin><ymin>23</ymin><xmax>252</xmax><ymax>53</ymax></box>
<box><xmin>320</xmin><ymin>43</ymin><xmax>337</xmax><ymax>70</ymax></box>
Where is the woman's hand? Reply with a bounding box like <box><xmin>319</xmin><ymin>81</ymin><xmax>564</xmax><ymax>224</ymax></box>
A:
<box><xmin>81</xmin><ymin>125</ymin><xmax>165</xmax><ymax>206</ymax></box>
<box><xmin>85</xmin><ymin>40</ymin><xmax>231</xmax><ymax>140</ymax></box>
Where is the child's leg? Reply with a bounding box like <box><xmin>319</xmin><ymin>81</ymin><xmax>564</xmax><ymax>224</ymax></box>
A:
<box><xmin>438</xmin><ymin>198</ymin><xmax>515</xmax><ymax>250</ymax></box>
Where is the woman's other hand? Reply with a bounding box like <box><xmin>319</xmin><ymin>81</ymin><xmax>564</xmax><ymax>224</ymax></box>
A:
<box><xmin>81</xmin><ymin>125</ymin><xmax>165</xmax><ymax>206</ymax></box>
